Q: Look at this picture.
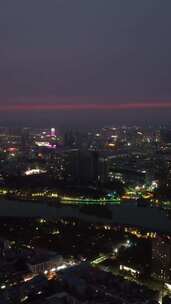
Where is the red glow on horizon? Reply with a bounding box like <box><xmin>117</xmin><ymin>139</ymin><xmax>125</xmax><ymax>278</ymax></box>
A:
<box><xmin>0</xmin><ymin>102</ymin><xmax>171</xmax><ymax>111</ymax></box>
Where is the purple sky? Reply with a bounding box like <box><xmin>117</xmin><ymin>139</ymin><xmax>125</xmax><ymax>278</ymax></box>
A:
<box><xmin>0</xmin><ymin>0</ymin><xmax>171</xmax><ymax>128</ymax></box>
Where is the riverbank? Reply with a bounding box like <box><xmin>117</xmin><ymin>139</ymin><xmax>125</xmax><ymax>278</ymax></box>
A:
<box><xmin>0</xmin><ymin>198</ymin><xmax>171</xmax><ymax>233</ymax></box>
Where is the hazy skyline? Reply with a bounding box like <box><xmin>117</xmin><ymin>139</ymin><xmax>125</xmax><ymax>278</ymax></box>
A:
<box><xmin>1</xmin><ymin>0</ymin><xmax>171</xmax><ymax>127</ymax></box>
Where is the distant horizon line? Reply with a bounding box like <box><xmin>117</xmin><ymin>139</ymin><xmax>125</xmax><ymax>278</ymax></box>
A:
<box><xmin>0</xmin><ymin>102</ymin><xmax>171</xmax><ymax>111</ymax></box>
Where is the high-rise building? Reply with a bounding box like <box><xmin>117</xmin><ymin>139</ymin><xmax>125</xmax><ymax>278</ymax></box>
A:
<box><xmin>152</xmin><ymin>236</ymin><xmax>171</xmax><ymax>282</ymax></box>
<box><xmin>63</xmin><ymin>149</ymin><xmax>99</xmax><ymax>184</ymax></box>
<box><xmin>64</xmin><ymin>130</ymin><xmax>76</xmax><ymax>147</ymax></box>
<box><xmin>77</xmin><ymin>149</ymin><xmax>99</xmax><ymax>184</ymax></box>
<box><xmin>20</xmin><ymin>128</ymin><xmax>31</xmax><ymax>158</ymax></box>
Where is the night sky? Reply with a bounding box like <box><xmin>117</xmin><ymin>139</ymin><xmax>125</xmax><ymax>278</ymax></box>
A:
<box><xmin>1</xmin><ymin>0</ymin><xmax>171</xmax><ymax>128</ymax></box>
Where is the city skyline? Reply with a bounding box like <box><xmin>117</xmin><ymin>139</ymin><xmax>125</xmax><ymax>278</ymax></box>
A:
<box><xmin>1</xmin><ymin>2</ymin><xmax>171</xmax><ymax>302</ymax></box>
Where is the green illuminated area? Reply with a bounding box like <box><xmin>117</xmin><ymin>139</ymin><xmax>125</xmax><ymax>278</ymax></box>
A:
<box><xmin>61</xmin><ymin>196</ymin><xmax>121</xmax><ymax>205</ymax></box>
<box><xmin>0</xmin><ymin>187</ymin><xmax>121</xmax><ymax>205</ymax></box>
<box><xmin>91</xmin><ymin>255</ymin><xmax>109</xmax><ymax>265</ymax></box>
<box><xmin>0</xmin><ymin>183</ymin><xmax>169</xmax><ymax>208</ymax></box>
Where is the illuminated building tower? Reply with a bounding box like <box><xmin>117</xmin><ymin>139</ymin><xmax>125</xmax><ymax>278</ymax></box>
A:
<box><xmin>152</xmin><ymin>236</ymin><xmax>171</xmax><ymax>282</ymax></box>
<box><xmin>51</xmin><ymin>128</ymin><xmax>56</xmax><ymax>137</ymax></box>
